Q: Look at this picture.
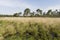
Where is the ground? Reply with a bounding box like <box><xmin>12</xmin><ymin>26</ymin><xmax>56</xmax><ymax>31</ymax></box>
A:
<box><xmin>0</xmin><ymin>17</ymin><xmax>60</xmax><ymax>24</ymax></box>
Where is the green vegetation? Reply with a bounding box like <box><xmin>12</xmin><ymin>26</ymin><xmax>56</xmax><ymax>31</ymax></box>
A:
<box><xmin>0</xmin><ymin>20</ymin><xmax>60</xmax><ymax>40</ymax></box>
<box><xmin>0</xmin><ymin>8</ymin><xmax>60</xmax><ymax>17</ymax></box>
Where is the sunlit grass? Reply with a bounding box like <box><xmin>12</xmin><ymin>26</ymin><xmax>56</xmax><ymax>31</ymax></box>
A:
<box><xmin>0</xmin><ymin>17</ymin><xmax>60</xmax><ymax>40</ymax></box>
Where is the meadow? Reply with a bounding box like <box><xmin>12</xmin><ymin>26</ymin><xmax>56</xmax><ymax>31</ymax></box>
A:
<box><xmin>0</xmin><ymin>17</ymin><xmax>60</xmax><ymax>40</ymax></box>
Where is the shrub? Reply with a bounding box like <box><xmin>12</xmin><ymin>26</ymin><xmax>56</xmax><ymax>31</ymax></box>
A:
<box><xmin>0</xmin><ymin>20</ymin><xmax>60</xmax><ymax>40</ymax></box>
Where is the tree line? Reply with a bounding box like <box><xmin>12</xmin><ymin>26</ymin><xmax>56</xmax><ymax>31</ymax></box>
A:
<box><xmin>0</xmin><ymin>8</ymin><xmax>60</xmax><ymax>17</ymax></box>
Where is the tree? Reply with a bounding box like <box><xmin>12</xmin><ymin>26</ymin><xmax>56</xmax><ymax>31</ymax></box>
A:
<box><xmin>18</xmin><ymin>12</ymin><xmax>22</xmax><ymax>16</ymax></box>
<box><xmin>58</xmin><ymin>11</ymin><xmax>60</xmax><ymax>16</ymax></box>
<box><xmin>54</xmin><ymin>10</ymin><xmax>59</xmax><ymax>16</ymax></box>
<box><xmin>23</xmin><ymin>8</ymin><xmax>30</xmax><ymax>16</ymax></box>
<box><xmin>30</xmin><ymin>12</ymin><xmax>35</xmax><ymax>17</ymax></box>
<box><xmin>36</xmin><ymin>9</ymin><xmax>42</xmax><ymax>16</ymax></box>
<box><xmin>46</xmin><ymin>9</ymin><xmax>52</xmax><ymax>16</ymax></box>
<box><xmin>13</xmin><ymin>12</ymin><xmax>22</xmax><ymax>17</ymax></box>
<box><xmin>52</xmin><ymin>10</ymin><xmax>59</xmax><ymax>17</ymax></box>
<box><xmin>35</xmin><ymin>14</ymin><xmax>40</xmax><ymax>17</ymax></box>
<box><xmin>43</xmin><ymin>12</ymin><xmax>46</xmax><ymax>17</ymax></box>
<box><xmin>13</xmin><ymin>13</ymin><xmax>19</xmax><ymax>17</ymax></box>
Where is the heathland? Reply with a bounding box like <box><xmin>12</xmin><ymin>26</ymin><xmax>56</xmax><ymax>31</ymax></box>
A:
<box><xmin>0</xmin><ymin>17</ymin><xmax>60</xmax><ymax>40</ymax></box>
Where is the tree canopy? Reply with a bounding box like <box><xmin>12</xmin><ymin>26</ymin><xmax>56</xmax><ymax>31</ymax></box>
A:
<box><xmin>0</xmin><ymin>8</ymin><xmax>60</xmax><ymax>17</ymax></box>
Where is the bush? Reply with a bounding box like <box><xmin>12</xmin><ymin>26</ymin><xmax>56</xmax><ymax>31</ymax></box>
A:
<box><xmin>0</xmin><ymin>20</ymin><xmax>60</xmax><ymax>40</ymax></box>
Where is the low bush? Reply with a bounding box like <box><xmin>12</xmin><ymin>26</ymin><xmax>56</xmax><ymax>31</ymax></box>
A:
<box><xmin>0</xmin><ymin>20</ymin><xmax>60</xmax><ymax>40</ymax></box>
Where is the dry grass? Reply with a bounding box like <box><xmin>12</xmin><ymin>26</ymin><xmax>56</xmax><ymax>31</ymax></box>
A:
<box><xmin>0</xmin><ymin>17</ymin><xmax>60</xmax><ymax>22</ymax></box>
<box><xmin>0</xmin><ymin>17</ymin><xmax>60</xmax><ymax>26</ymax></box>
<box><xmin>0</xmin><ymin>17</ymin><xmax>60</xmax><ymax>40</ymax></box>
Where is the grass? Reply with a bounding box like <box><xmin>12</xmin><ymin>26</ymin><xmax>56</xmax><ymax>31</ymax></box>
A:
<box><xmin>0</xmin><ymin>17</ymin><xmax>60</xmax><ymax>40</ymax></box>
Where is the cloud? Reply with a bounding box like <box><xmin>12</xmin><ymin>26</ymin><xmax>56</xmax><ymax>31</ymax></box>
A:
<box><xmin>0</xmin><ymin>0</ymin><xmax>32</xmax><ymax>8</ymax></box>
<box><xmin>44</xmin><ymin>5</ymin><xmax>60</xmax><ymax>12</ymax></box>
<box><xmin>0</xmin><ymin>0</ymin><xmax>34</xmax><ymax>14</ymax></box>
<box><xmin>0</xmin><ymin>0</ymin><xmax>60</xmax><ymax>15</ymax></box>
<box><xmin>0</xmin><ymin>0</ymin><xmax>41</xmax><ymax>10</ymax></box>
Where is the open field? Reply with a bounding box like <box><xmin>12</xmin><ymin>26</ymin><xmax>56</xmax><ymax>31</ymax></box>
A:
<box><xmin>0</xmin><ymin>17</ymin><xmax>60</xmax><ymax>22</ymax></box>
<box><xmin>0</xmin><ymin>17</ymin><xmax>60</xmax><ymax>40</ymax></box>
<box><xmin>0</xmin><ymin>17</ymin><xmax>60</xmax><ymax>26</ymax></box>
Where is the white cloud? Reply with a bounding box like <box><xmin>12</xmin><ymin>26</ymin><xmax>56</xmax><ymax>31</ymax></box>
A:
<box><xmin>44</xmin><ymin>5</ymin><xmax>60</xmax><ymax>12</ymax></box>
<box><xmin>0</xmin><ymin>0</ymin><xmax>43</xmax><ymax>11</ymax></box>
<box><xmin>0</xmin><ymin>0</ymin><xmax>60</xmax><ymax>15</ymax></box>
<box><xmin>0</xmin><ymin>0</ymin><xmax>32</xmax><ymax>8</ymax></box>
<box><xmin>0</xmin><ymin>0</ymin><xmax>34</xmax><ymax>14</ymax></box>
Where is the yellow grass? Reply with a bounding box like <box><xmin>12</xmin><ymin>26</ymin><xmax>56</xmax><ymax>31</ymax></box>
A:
<box><xmin>0</xmin><ymin>17</ymin><xmax>60</xmax><ymax>40</ymax></box>
<box><xmin>0</xmin><ymin>17</ymin><xmax>60</xmax><ymax>25</ymax></box>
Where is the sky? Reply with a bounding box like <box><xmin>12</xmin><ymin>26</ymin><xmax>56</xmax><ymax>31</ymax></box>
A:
<box><xmin>0</xmin><ymin>0</ymin><xmax>60</xmax><ymax>15</ymax></box>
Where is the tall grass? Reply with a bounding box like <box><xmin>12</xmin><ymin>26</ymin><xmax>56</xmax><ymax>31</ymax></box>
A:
<box><xmin>0</xmin><ymin>20</ymin><xmax>60</xmax><ymax>40</ymax></box>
